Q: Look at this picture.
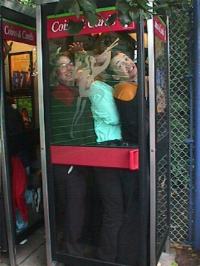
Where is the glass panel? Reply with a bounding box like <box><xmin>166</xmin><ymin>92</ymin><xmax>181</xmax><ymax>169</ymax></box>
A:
<box><xmin>53</xmin><ymin>164</ymin><xmax>140</xmax><ymax>265</ymax></box>
<box><xmin>48</xmin><ymin>31</ymin><xmax>138</xmax><ymax>147</ymax></box>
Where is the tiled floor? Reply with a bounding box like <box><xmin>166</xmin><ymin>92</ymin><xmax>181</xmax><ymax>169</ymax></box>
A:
<box><xmin>0</xmin><ymin>228</ymin><xmax>176</xmax><ymax>266</ymax></box>
<box><xmin>16</xmin><ymin>228</ymin><xmax>45</xmax><ymax>266</ymax></box>
<box><xmin>0</xmin><ymin>227</ymin><xmax>46</xmax><ymax>266</ymax></box>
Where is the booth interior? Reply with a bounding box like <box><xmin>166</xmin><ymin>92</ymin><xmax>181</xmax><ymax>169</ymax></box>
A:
<box><xmin>1</xmin><ymin>7</ymin><xmax>43</xmax><ymax>248</ymax></box>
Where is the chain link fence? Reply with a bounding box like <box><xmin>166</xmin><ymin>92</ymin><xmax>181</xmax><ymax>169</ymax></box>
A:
<box><xmin>169</xmin><ymin>8</ymin><xmax>193</xmax><ymax>244</ymax></box>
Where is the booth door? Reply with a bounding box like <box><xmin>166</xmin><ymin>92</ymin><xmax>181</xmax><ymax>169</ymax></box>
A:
<box><xmin>50</xmin><ymin>146</ymin><xmax>140</xmax><ymax>266</ymax></box>
<box><xmin>43</xmin><ymin>6</ymin><xmax>149</xmax><ymax>265</ymax></box>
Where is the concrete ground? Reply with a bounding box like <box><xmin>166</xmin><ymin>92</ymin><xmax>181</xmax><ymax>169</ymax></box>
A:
<box><xmin>0</xmin><ymin>227</ymin><xmax>177</xmax><ymax>266</ymax></box>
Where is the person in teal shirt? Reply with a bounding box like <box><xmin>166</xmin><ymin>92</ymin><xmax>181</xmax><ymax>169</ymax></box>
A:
<box><xmin>75</xmin><ymin>46</ymin><xmax>124</xmax><ymax>262</ymax></box>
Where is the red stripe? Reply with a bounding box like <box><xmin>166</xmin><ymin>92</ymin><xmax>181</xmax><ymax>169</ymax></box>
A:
<box><xmin>50</xmin><ymin>145</ymin><xmax>139</xmax><ymax>171</ymax></box>
<box><xmin>47</xmin><ymin>10</ymin><xmax>136</xmax><ymax>39</ymax></box>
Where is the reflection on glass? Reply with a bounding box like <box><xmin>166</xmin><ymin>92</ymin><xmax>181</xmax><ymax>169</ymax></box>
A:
<box><xmin>50</xmin><ymin>50</ymin><xmax>95</xmax><ymax>145</ymax></box>
<box><xmin>49</xmin><ymin>33</ymin><xmax>139</xmax><ymax>147</ymax></box>
<box><xmin>54</xmin><ymin>164</ymin><xmax>140</xmax><ymax>265</ymax></box>
<box><xmin>48</xmin><ymin>31</ymin><xmax>140</xmax><ymax>265</ymax></box>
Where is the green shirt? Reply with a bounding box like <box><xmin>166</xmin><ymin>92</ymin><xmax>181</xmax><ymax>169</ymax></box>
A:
<box><xmin>50</xmin><ymin>84</ymin><xmax>96</xmax><ymax>146</ymax></box>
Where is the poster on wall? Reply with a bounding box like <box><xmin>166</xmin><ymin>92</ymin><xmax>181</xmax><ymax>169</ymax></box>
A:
<box><xmin>9</xmin><ymin>52</ymin><xmax>33</xmax><ymax>92</ymax></box>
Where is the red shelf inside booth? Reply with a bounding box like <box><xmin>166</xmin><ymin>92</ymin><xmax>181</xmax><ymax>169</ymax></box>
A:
<box><xmin>50</xmin><ymin>145</ymin><xmax>139</xmax><ymax>171</ymax></box>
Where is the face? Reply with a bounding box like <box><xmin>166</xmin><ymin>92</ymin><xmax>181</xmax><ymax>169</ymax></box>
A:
<box><xmin>110</xmin><ymin>52</ymin><xmax>137</xmax><ymax>81</ymax></box>
<box><xmin>22</xmin><ymin>110</ymin><xmax>28</xmax><ymax>116</ymax></box>
<box><xmin>56</xmin><ymin>55</ymin><xmax>74</xmax><ymax>86</ymax></box>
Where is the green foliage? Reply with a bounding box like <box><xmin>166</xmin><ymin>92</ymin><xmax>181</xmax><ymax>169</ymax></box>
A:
<box><xmin>117</xmin><ymin>0</ymin><xmax>150</xmax><ymax>24</ymax></box>
<box><xmin>17</xmin><ymin>0</ymin><xmax>192</xmax><ymax>33</ymax></box>
<box><xmin>55</xmin><ymin>0</ymin><xmax>98</xmax><ymax>25</ymax></box>
<box><xmin>67</xmin><ymin>20</ymin><xmax>84</xmax><ymax>34</ymax></box>
<box><xmin>106</xmin><ymin>13</ymin><xmax>117</xmax><ymax>26</ymax></box>
<box><xmin>18</xmin><ymin>0</ymin><xmax>35</xmax><ymax>6</ymax></box>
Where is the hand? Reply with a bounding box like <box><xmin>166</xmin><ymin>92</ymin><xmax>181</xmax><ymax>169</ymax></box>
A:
<box><xmin>68</xmin><ymin>42</ymin><xmax>85</xmax><ymax>53</ymax></box>
<box><xmin>95</xmin><ymin>50</ymin><xmax>111</xmax><ymax>65</ymax></box>
<box><xmin>94</xmin><ymin>38</ymin><xmax>118</xmax><ymax>65</ymax></box>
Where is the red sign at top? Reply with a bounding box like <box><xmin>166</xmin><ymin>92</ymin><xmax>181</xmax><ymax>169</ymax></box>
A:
<box><xmin>47</xmin><ymin>9</ymin><xmax>136</xmax><ymax>39</ymax></box>
<box><xmin>3</xmin><ymin>20</ymin><xmax>36</xmax><ymax>45</ymax></box>
<box><xmin>154</xmin><ymin>17</ymin><xmax>167</xmax><ymax>42</ymax></box>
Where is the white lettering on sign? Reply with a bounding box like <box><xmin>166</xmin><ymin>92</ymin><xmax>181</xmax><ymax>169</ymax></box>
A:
<box><xmin>51</xmin><ymin>15</ymin><xmax>116</xmax><ymax>33</ymax></box>
<box><xmin>51</xmin><ymin>20</ymin><xmax>69</xmax><ymax>32</ymax></box>
<box><xmin>22</xmin><ymin>30</ymin><xmax>34</xmax><ymax>41</ymax></box>
<box><xmin>4</xmin><ymin>24</ymin><xmax>34</xmax><ymax>42</ymax></box>
<box><xmin>89</xmin><ymin>15</ymin><xmax>116</xmax><ymax>28</ymax></box>
<box><xmin>4</xmin><ymin>25</ymin><xmax>21</xmax><ymax>38</ymax></box>
<box><xmin>88</xmin><ymin>18</ymin><xmax>105</xmax><ymax>28</ymax></box>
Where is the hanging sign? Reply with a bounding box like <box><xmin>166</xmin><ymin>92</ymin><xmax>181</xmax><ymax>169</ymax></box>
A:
<box><xmin>3</xmin><ymin>20</ymin><xmax>36</xmax><ymax>45</ymax></box>
<box><xmin>47</xmin><ymin>7</ymin><xmax>136</xmax><ymax>39</ymax></box>
<box><xmin>154</xmin><ymin>17</ymin><xmax>167</xmax><ymax>42</ymax></box>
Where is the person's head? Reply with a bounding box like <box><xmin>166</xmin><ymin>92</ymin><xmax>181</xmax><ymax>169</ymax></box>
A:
<box><xmin>110</xmin><ymin>52</ymin><xmax>137</xmax><ymax>82</ymax></box>
<box><xmin>54</xmin><ymin>51</ymin><xmax>74</xmax><ymax>86</ymax></box>
<box><xmin>21</xmin><ymin>108</ymin><xmax>29</xmax><ymax>117</ymax></box>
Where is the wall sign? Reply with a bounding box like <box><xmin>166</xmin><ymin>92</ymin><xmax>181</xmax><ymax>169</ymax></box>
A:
<box><xmin>3</xmin><ymin>20</ymin><xmax>36</xmax><ymax>45</ymax></box>
<box><xmin>47</xmin><ymin>7</ymin><xmax>136</xmax><ymax>39</ymax></box>
<box><xmin>154</xmin><ymin>16</ymin><xmax>167</xmax><ymax>42</ymax></box>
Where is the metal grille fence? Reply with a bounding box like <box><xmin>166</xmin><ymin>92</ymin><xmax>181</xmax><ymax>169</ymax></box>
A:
<box><xmin>157</xmin><ymin>154</ymin><xmax>169</xmax><ymax>252</ymax></box>
<box><xmin>154</xmin><ymin>31</ymin><xmax>170</xmax><ymax>255</ymax></box>
<box><xmin>169</xmin><ymin>9</ymin><xmax>192</xmax><ymax>244</ymax></box>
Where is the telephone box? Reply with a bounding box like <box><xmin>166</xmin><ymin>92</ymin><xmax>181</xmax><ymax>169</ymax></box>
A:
<box><xmin>0</xmin><ymin>1</ymin><xmax>42</xmax><ymax>266</ymax></box>
<box><xmin>36</xmin><ymin>1</ymin><xmax>170</xmax><ymax>265</ymax></box>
